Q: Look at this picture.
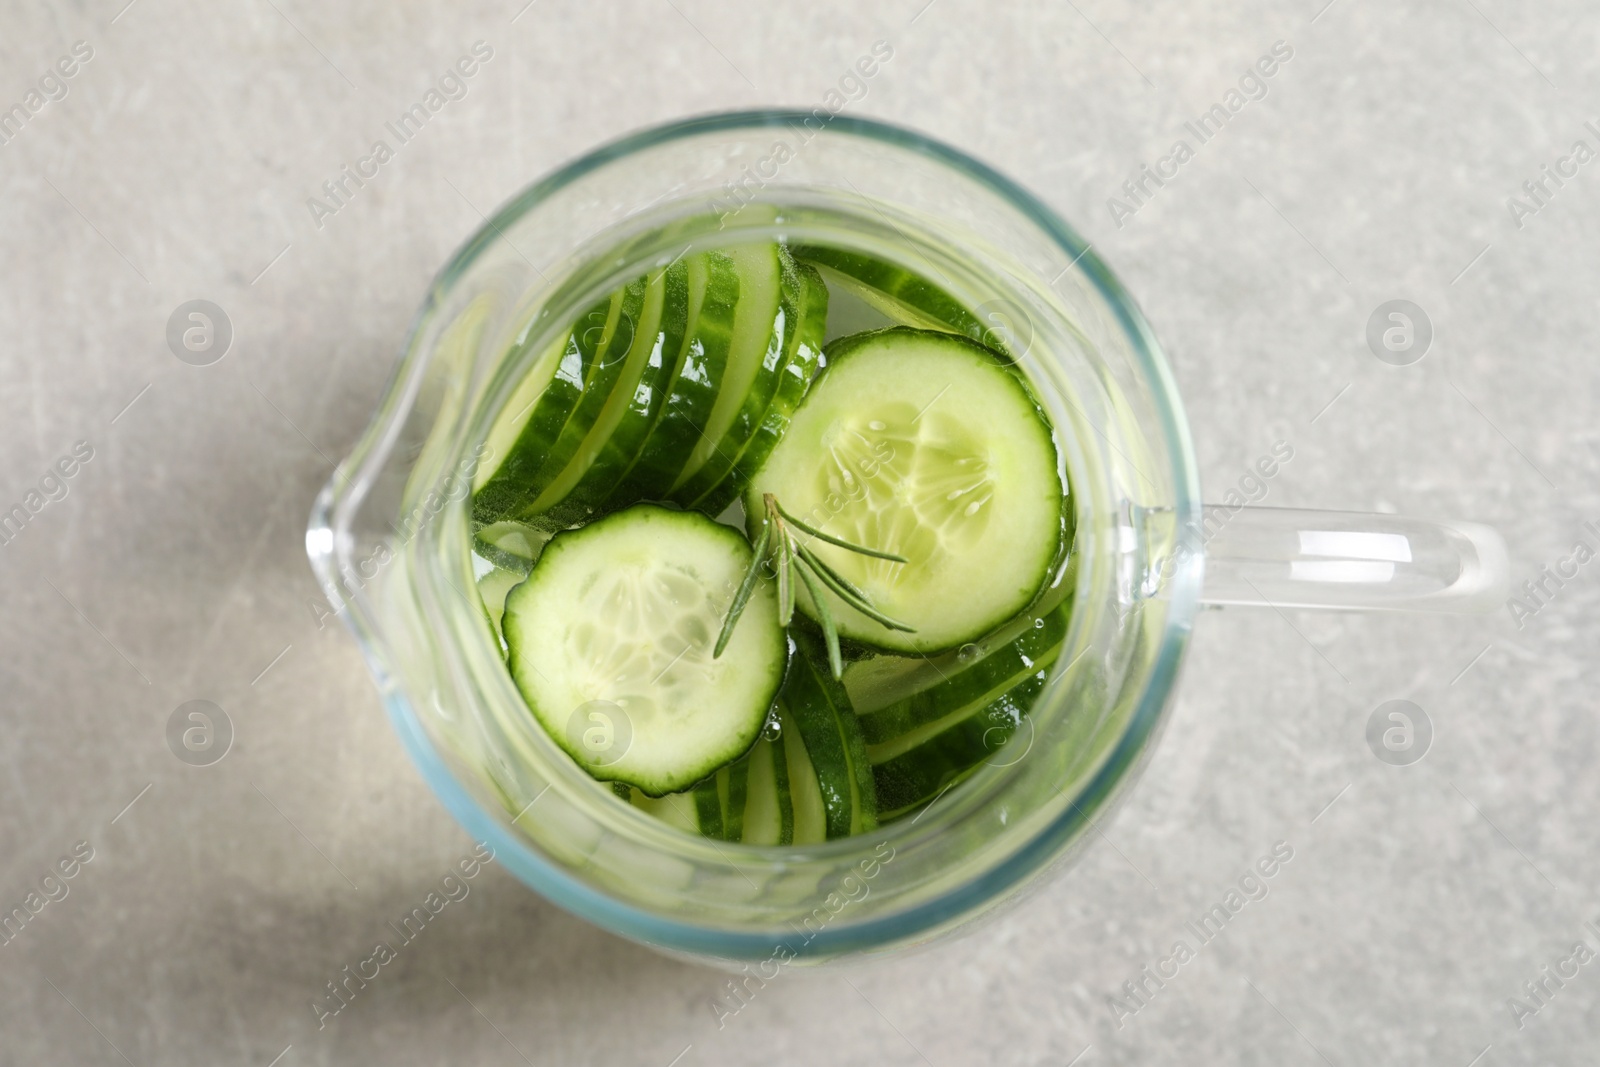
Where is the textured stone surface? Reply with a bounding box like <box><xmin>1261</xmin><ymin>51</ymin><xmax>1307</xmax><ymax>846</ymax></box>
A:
<box><xmin>0</xmin><ymin>1</ymin><xmax>1595</xmax><ymax>1063</ymax></box>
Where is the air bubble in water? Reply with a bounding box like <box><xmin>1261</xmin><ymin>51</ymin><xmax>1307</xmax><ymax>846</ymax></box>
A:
<box><xmin>1033</xmin><ymin>617</ymin><xmax>1046</xmax><ymax>628</ymax></box>
<box><xmin>762</xmin><ymin>716</ymin><xmax>782</xmax><ymax>741</ymax></box>
<box><xmin>957</xmin><ymin>643</ymin><xmax>981</xmax><ymax>663</ymax></box>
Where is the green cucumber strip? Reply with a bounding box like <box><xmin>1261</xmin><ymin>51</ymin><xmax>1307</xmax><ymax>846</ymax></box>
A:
<box><xmin>872</xmin><ymin>672</ymin><xmax>1046</xmax><ymax>820</ymax></box>
<box><xmin>510</xmin><ymin>276</ymin><xmax>649</xmax><ymax>519</ymax></box>
<box><xmin>782</xmin><ymin>629</ymin><xmax>879</xmax><ymax>838</ymax></box>
<box><xmin>855</xmin><ymin>607</ymin><xmax>1068</xmax><ymax>747</ymax></box>
<box><xmin>783</xmin><ymin>709</ymin><xmax>829</xmax><ymax>845</ymax></box>
<box><xmin>844</xmin><ymin>579</ymin><xmax>1075</xmax><ymax>714</ymax></box>
<box><xmin>791</xmin><ymin>245</ymin><xmax>988</xmax><ymax>345</ymax></box>
<box><xmin>723</xmin><ymin>760</ymin><xmax>749</xmax><ymax>842</ymax></box>
<box><xmin>669</xmin><ymin>244</ymin><xmax>791</xmax><ymax>503</ymax></box>
<box><xmin>503</xmin><ymin>504</ymin><xmax>786</xmax><ymax>796</ymax></box>
<box><xmin>524</xmin><ymin>271</ymin><xmax>669</xmax><ymax>527</ymax></box>
<box><xmin>693</xmin><ymin>776</ymin><xmax>725</xmax><ymax>840</ymax></box>
<box><xmin>473</xmin><ymin>294</ymin><xmax>615</xmax><ymax>524</ymax></box>
<box><xmin>739</xmin><ymin>736</ymin><xmax>780</xmax><ymax>845</ymax></box>
<box><xmin>689</xmin><ymin>258</ymin><xmax>829</xmax><ymax>515</ymax></box>
<box><xmin>746</xmin><ymin>326</ymin><xmax>1063</xmax><ymax>654</ymax></box>
<box><xmin>605</xmin><ymin>252</ymin><xmax>741</xmax><ymax>507</ymax></box>
<box><xmin>739</xmin><ymin>733</ymin><xmax>795</xmax><ymax>846</ymax></box>
<box><xmin>558</xmin><ymin>260</ymin><xmax>693</xmax><ymax>516</ymax></box>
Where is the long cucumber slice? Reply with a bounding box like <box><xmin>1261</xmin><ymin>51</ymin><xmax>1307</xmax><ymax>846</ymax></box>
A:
<box><xmin>604</xmin><ymin>252</ymin><xmax>740</xmax><ymax>507</ymax></box>
<box><xmin>689</xmin><ymin>258</ymin><xmax>828</xmax><ymax>516</ymax></box>
<box><xmin>853</xmin><ymin>606</ymin><xmax>1068</xmax><ymax>748</ymax></box>
<box><xmin>783</xmin><ymin>710</ymin><xmax>829</xmax><ymax>845</ymax></box>
<box><xmin>746</xmin><ymin>327</ymin><xmax>1063</xmax><ymax>653</ymax></box>
<box><xmin>472</xmin><ymin>294</ymin><xmax>620</xmax><ymax>524</ymax></box>
<box><xmin>791</xmin><ymin>245</ymin><xmax>989</xmax><ymax>344</ymax></box>
<box><xmin>503</xmin><ymin>504</ymin><xmax>786</xmax><ymax>795</ymax></box>
<box><xmin>513</xmin><ymin>276</ymin><xmax>652</xmax><ymax>523</ymax></box>
<box><xmin>669</xmin><ymin>244</ymin><xmax>794</xmax><ymax>505</ymax></box>
<box><xmin>871</xmin><ymin>672</ymin><xmax>1046</xmax><ymax>820</ymax></box>
<box><xmin>625</xmin><ymin>725</ymin><xmax>797</xmax><ymax>845</ymax></box>
<box><xmin>556</xmin><ymin>260</ymin><xmax>692</xmax><ymax>517</ymax></box>
<box><xmin>739</xmin><ymin>733</ymin><xmax>795</xmax><ymax>846</ymax></box>
<box><xmin>781</xmin><ymin>629</ymin><xmax>878</xmax><ymax>838</ymax></box>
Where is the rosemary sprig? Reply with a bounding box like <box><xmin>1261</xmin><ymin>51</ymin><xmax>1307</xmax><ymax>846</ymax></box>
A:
<box><xmin>714</xmin><ymin>493</ymin><xmax>913</xmax><ymax>678</ymax></box>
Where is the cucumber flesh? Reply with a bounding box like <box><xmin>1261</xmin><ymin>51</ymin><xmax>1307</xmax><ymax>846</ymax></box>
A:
<box><xmin>739</xmin><ymin>733</ymin><xmax>795</xmax><ymax>846</ymax></box>
<box><xmin>623</xmin><ymin>725</ymin><xmax>793</xmax><ymax>846</ymax></box>
<box><xmin>783</xmin><ymin>712</ymin><xmax>829</xmax><ymax>845</ymax></box>
<box><xmin>746</xmin><ymin>326</ymin><xmax>1063</xmax><ymax>653</ymax></box>
<box><xmin>503</xmin><ymin>504</ymin><xmax>786</xmax><ymax>796</ymax></box>
<box><xmin>476</xmin><ymin>565</ymin><xmax>523</xmax><ymax>651</ymax></box>
<box><xmin>629</xmin><ymin>787</ymin><xmax>703</xmax><ymax>834</ymax></box>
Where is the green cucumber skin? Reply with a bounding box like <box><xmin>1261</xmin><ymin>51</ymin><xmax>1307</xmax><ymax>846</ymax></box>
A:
<box><xmin>693</xmin><ymin>777</ymin><xmax>725</xmax><ymax>840</ymax></box>
<box><xmin>550</xmin><ymin>261</ymin><xmax>693</xmax><ymax>523</ymax></box>
<box><xmin>791</xmin><ymin>244</ymin><xmax>987</xmax><ymax>345</ymax></box>
<box><xmin>604</xmin><ymin>252</ymin><xmax>741</xmax><ymax>508</ymax></box>
<box><xmin>637</xmin><ymin>731</ymin><xmax>791</xmax><ymax>845</ymax></box>
<box><xmin>472</xmin><ymin>296</ymin><xmax>611</xmax><ymax>525</ymax></box>
<box><xmin>506</xmin><ymin>276</ymin><xmax>648</xmax><ymax>520</ymax></box>
<box><xmin>723</xmin><ymin>760</ymin><xmax>749</xmax><ymax>842</ymax></box>
<box><xmin>872</xmin><ymin>671</ymin><xmax>1047</xmax><ymax>819</ymax></box>
<box><xmin>856</xmin><ymin>607</ymin><xmax>1068</xmax><ymax>746</ymax></box>
<box><xmin>783</xmin><ymin>629</ymin><xmax>879</xmax><ymax>838</ymax></box>
<box><xmin>692</xmin><ymin>259</ymin><xmax>828</xmax><ymax>516</ymax></box>
<box><xmin>671</xmin><ymin>247</ymin><xmax>798</xmax><ymax>509</ymax></box>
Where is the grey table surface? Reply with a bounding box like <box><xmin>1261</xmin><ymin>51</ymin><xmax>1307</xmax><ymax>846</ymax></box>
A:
<box><xmin>2</xmin><ymin>0</ymin><xmax>1597</xmax><ymax>1064</ymax></box>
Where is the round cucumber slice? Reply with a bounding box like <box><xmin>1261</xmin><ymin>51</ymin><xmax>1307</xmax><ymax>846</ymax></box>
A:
<box><xmin>745</xmin><ymin>326</ymin><xmax>1063</xmax><ymax>654</ymax></box>
<box><xmin>503</xmin><ymin>504</ymin><xmax>786</xmax><ymax>796</ymax></box>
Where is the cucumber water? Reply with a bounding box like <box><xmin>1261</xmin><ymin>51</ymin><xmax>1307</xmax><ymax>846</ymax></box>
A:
<box><xmin>472</xmin><ymin>224</ymin><xmax>1074</xmax><ymax>840</ymax></box>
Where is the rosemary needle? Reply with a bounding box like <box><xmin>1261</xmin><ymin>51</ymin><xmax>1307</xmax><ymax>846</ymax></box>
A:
<box><xmin>713</xmin><ymin>492</ymin><xmax>917</xmax><ymax>678</ymax></box>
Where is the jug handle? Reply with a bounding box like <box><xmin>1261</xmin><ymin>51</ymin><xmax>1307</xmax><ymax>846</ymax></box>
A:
<box><xmin>1189</xmin><ymin>506</ymin><xmax>1509</xmax><ymax>612</ymax></box>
